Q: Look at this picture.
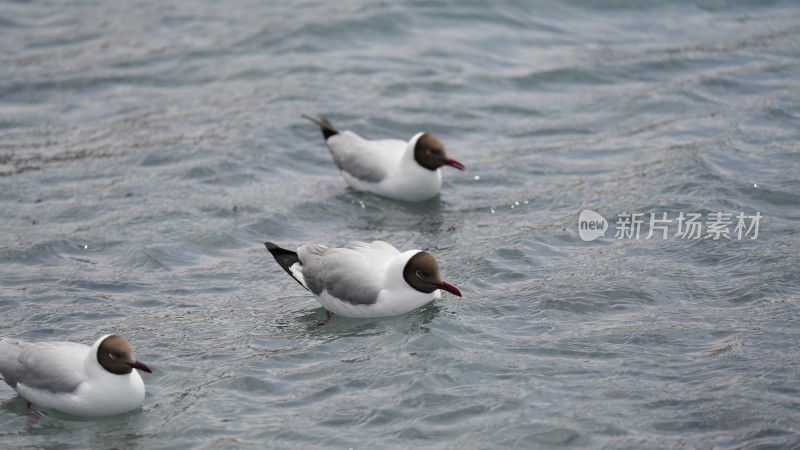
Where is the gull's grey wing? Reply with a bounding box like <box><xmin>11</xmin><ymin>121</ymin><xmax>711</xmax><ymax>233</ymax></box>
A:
<box><xmin>296</xmin><ymin>243</ymin><xmax>330</xmax><ymax>296</ymax></box>
<box><xmin>0</xmin><ymin>340</ymin><xmax>86</xmax><ymax>394</ymax></box>
<box><xmin>0</xmin><ymin>338</ymin><xmax>24</xmax><ymax>387</ymax></box>
<box><xmin>303</xmin><ymin>116</ymin><xmax>389</xmax><ymax>182</ymax></box>
<box><xmin>326</xmin><ymin>132</ymin><xmax>399</xmax><ymax>183</ymax></box>
<box><xmin>315</xmin><ymin>242</ymin><xmax>397</xmax><ymax>305</ymax></box>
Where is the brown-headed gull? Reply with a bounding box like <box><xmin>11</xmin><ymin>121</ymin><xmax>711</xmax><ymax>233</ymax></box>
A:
<box><xmin>302</xmin><ymin>115</ymin><xmax>465</xmax><ymax>202</ymax></box>
<box><xmin>0</xmin><ymin>334</ymin><xmax>151</xmax><ymax>417</ymax></box>
<box><xmin>265</xmin><ymin>241</ymin><xmax>462</xmax><ymax>320</ymax></box>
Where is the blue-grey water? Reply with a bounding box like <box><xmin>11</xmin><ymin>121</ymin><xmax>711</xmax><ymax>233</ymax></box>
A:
<box><xmin>1</xmin><ymin>0</ymin><xmax>799</xmax><ymax>448</ymax></box>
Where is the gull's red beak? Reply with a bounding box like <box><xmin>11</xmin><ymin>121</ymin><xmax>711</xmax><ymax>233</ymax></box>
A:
<box><xmin>129</xmin><ymin>360</ymin><xmax>152</xmax><ymax>374</ymax></box>
<box><xmin>443</xmin><ymin>158</ymin><xmax>466</xmax><ymax>171</ymax></box>
<box><xmin>437</xmin><ymin>280</ymin><xmax>462</xmax><ymax>297</ymax></box>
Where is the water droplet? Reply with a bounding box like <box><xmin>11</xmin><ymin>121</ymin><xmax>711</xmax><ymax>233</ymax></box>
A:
<box><xmin>490</xmin><ymin>208</ymin><xmax>495</xmax><ymax>214</ymax></box>
<box><xmin>83</xmin><ymin>245</ymin><xmax>88</xmax><ymax>250</ymax></box>
<box><xmin>514</xmin><ymin>201</ymin><xmax>520</xmax><ymax>206</ymax></box>
<box><xmin>523</xmin><ymin>200</ymin><xmax>529</xmax><ymax>204</ymax></box>
<box><xmin>473</xmin><ymin>175</ymin><xmax>480</xmax><ymax>181</ymax></box>
<box><xmin>753</xmin><ymin>183</ymin><xmax>758</xmax><ymax>188</ymax></box>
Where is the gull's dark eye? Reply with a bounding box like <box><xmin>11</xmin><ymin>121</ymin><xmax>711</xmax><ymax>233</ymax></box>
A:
<box><xmin>416</xmin><ymin>269</ymin><xmax>424</xmax><ymax>277</ymax></box>
<box><xmin>109</xmin><ymin>352</ymin><xmax>120</xmax><ymax>359</ymax></box>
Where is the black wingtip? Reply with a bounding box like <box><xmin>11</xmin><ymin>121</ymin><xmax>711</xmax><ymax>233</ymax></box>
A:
<box><xmin>264</xmin><ymin>241</ymin><xmax>299</xmax><ymax>270</ymax></box>
<box><xmin>264</xmin><ymin>242</ymin><xmax>309</xmax><ymax>292</ymax></box>
<box><xmin>301</xmin><ymin>114</ymin><xmax>338</xmax><ymax>140</ymax></box>
<box><xmin>264</xmin><ymin>241</ymin><xmax>295</xmax><ymax>258</ymax></box>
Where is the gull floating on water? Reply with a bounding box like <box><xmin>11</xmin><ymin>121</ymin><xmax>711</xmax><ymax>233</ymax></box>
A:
<box><xmin>0</xmin><ymin>334</ymin><xmax>152</xmax><ymax>417</ymax></box>
<box><xmin>265</xmin><ymin>240</ymin><xmax>462</xmax><ymax>320</ymax></box>
<box><xmin>302</xmin><ymin>115</ymin><xmax>465</xmax><ymax>202</ymax></box>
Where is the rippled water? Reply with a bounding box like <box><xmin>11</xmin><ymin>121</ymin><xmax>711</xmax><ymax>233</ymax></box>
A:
<box><xmin>2</xmin><ymin>0</ymin><xmax>799</xmax><ymax>448</ymax></box>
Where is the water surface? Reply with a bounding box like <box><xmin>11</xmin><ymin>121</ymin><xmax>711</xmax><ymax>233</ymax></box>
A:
<box><xmin>1</xmin><ymin>0</ymin><xmax>799</xmax><ymax>448</ymax></box>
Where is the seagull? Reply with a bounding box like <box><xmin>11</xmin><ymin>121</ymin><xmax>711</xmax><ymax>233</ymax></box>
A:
<box><xmin>265</xmin><ymin>240</ymin><xmax>462</xmax><ymax>320</ymax></box>
<box><xmin>301</xmin><ymin>115</ymin><xmax>465</xmax><ymax>202</ymax></box>
<box><xmin>0</xmin><ymin>334</ymin><xmax>152</xmax><ymax>417</ymax></box>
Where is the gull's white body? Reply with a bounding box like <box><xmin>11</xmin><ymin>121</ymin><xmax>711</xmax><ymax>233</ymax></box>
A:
<box><xmin>326</xmin><ymin>131</ymin><xmax>444</xmax><ymax>202</ymax></box>
<box><xmin>290</xmin><ymin>241</ymin><xmax>441</xmax><ymax>318</ymax></box>
<box><xmin>0</xmin><ymin>335</ymin><xmax>146</xmax><ymax>416</ymax></box>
